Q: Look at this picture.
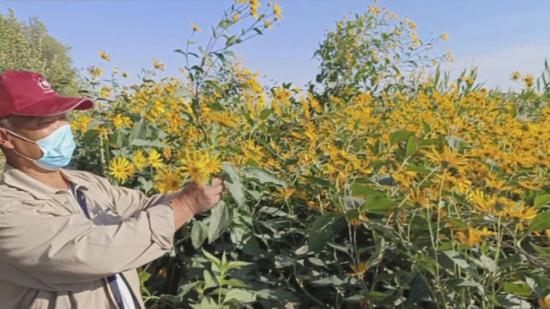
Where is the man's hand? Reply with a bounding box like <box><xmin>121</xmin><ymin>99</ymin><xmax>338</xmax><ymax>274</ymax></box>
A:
<box><xmin>169</xmin><ymin>177</ymin><xmax>225</xmax><ymax>229</ymax></box>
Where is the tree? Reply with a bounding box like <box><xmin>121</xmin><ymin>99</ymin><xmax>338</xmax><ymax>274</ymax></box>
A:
<box><xmin>0</xmin><ymin>9</ymin><xmax>79</xmax><ymax>96</ymax></box>
<box><xmin>313</xmin><ymin>4</ymin><xmax>447</xmax><ymax>98</ymax></box>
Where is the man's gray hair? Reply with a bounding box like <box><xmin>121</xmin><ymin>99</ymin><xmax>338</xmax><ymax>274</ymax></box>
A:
<box><xmin>0</xmin><ymin>117</ymin><xmax>12</xmax><ymax>128</ymax></box>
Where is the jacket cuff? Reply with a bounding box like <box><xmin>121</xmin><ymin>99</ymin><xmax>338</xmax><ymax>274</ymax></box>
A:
<box><xmin>146</xmin><ymin>204</ymin><xmax>175</xmax><ymax>250</ymax></box>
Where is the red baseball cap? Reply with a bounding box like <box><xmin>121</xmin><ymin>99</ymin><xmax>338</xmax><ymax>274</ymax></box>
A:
<box><xmin>0</xmin><ymin>70</ymin><xmax>94</xmax><ymax>118</ymax></box>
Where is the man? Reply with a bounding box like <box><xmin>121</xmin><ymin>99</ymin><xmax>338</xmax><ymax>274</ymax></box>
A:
<box><xmin>0</xmin><ymin>70</ymin><xmax>225</xmax><ymax>308</ymax></box>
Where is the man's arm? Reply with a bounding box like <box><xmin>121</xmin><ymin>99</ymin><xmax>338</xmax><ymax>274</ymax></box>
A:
<box><xmin>0</xmin><ymin>176</ymin><xmax>223</xmax><ymax>291</ymax></box>
<box><xmin>0</xmin><ymin>199</ymin><xmax>175</xmax><ymax>291</ymax></box>
<box><xmin>88</xmin><ymin>172</ymin><xmax>225</xmax><ymax>228</ymax></box>
<box><xmin>88</xmin><ymin>172</ymin><xmax>181</xmax><ymax>218</ymax></box>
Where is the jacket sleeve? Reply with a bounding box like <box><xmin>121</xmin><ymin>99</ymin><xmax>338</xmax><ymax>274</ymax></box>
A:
<box><xmin>0</xmin><ymin>198</ymin><xmax>175</xmax><ymax>291</ymax></box>
<box><xmin>88</xmin><ymin>172</ymin><xmax>182</xmax><ymax>218</ymax></box>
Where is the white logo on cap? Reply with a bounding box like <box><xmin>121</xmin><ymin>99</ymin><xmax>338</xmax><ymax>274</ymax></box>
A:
<box><xmin>36</xmin><ymin>77</ymin><xmax>55</xmax><ymax>94</ymax></box>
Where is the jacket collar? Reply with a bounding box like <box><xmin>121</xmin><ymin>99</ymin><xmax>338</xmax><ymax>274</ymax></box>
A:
<box><xmin>1</xmin><ymin>163</ymin><xmax>89</xmax><ymax>200</ymax></box>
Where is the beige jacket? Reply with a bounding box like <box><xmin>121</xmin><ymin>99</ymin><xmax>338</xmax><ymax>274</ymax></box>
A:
<box><xmin>0</xmin><ymin>164</ymin><xmax>178</xmax><ymax>308</ymax></box>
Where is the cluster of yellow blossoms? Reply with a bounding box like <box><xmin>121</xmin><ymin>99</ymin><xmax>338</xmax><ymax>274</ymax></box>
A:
<box><xmin>73</xmin><ymin>65</ymin><xmax>549</xmax><ymax>249</ymax></box>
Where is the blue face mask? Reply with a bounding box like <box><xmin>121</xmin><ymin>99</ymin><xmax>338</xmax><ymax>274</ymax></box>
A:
<box><xmin>6</xmin><ymin>124</ymin><xmax>77</xmax><ymax>170</ymax></box>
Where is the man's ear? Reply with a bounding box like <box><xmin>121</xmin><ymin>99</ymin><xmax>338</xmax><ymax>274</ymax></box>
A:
<box><xmin>0</xmin><ymin>127</ymin><xmax>15</xmax><ymax>150</ymax></box>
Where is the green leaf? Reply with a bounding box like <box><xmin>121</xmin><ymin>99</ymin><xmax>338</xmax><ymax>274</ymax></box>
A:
<box><xmin>534</xmin><ymin>194</ymin><xmax>550</xmax><ymax>208</ymax></box>
<box><xmin>350</xmin><ymin>183</ymin><xmax>385</xmax><ymax>199</ymax></box>
<box><xmin>225</xmin><ymin>35</ymin><xmax>239</xmax><ymax>47</ymax></box>
<box><xmin>259</xmin><ymin>108</ymin><xmax>272</xmax><ymax>120</ymax></box>
<box><xmin>137</xmin><ymin>177</ymin><xmax>153</xmax><ymax>194</ymax></box>
<box><xmin>361</xmin><ymin>195</ymin><xmax>395</xmax><ymax>215</ymax></box>
<box><xmin>207</xmin><ymin>101</ymin><xmax>225</xmax><ymax>112</ymax></box>
<box><xmin>308</xmin><ymin>214</ymin><xmax>345</xmax><ymax>252</ymax></box>
<box><xmin>130</xmin><ymin>138</ymin><xmax>166</xmax><ymax>148</ymax></box>
<box><xmin>203</xmin><ymin>270</ymin><xmax>218</xmax><ymax>290</ymax></box>
<box><xmin>138</xmin><ymin>269</ymin><xmax>151</xmax><ymax>285</ymax></box>
<box><xmin>530</xmin><ymin>242</ymin><xmax>550</xmax><ymax>262</ymax></box>
<box><xmin>207</xmin><ymin>202</ymin><xmax>231</xmax><ymax>244</ymax></box>
<box><xmin>527</xmin><ymin>210</ymin><xmax>550</xmax><ymax>232</ymax></box>
<box><xmin>406</xmin><ymin>135</ymin><xmax>417</xmax><ymax>157</ymax></box>
<box><xmin>225</xmin><ymin>260</ymin><xmax>252</xmax><ymax>271</ymax></box>
<box><xmin>129</xmin><ymin>119</ymin><xmax>147</xmax><ymax>140</ymax></box>
<box><xmin>112</xmin><ymin>130</ymin><xmax>126</xmax><ymax>148</ymax></box>
<box><xmin>503</xmin><ymin>282</ymin><xmax>532</xmax><ymax>297</ymax></box>
<box><xmin>178</xmin><ymin>281</ymin><xmax>200</xmax><ymax>298</ymax></box>
<box><xmin>80</xmin><ymin>129</ymin><xmax>99</xmax><ymax>145</ymax></box>
<box><xmin>244</xmin><ymin>167</ymin><xmax>286</xmax><ymax>186</ymax></box>
<box><xmin>191</xmin><ymin>220</ymin><xmax>208</xmax><ymax>249</ymax></box>
<box><xmin>479</xmin><ymin>255</ymin><xmax>497</xmax><ymax>272</ymax></box>
<box><xmin>222</xmin><ymin>162</ymin><xmax>245</xmax><ymax>207</ymax></box>
<box><xmin>442</xmin><ymin>250</ymin><xmax>470</xmax><ymax>269</ymax></box>
<box><xmin>446</xmin><ymin>135</ymin><xmax>468</xmax><ymax>151</ymax></box>
<box><xmin>202</xmin><ymin>249</ymin><xmax>221</xmax><ymax>267</ymax></box>
<box><xmin>302</xmin><ymin>175</ymin><xmax>332</xmax><ymax>188</ymax></box>
<box><xmin>223</xmin><ymin>289</ymin><xmax>256</xmax><ymax>304</ymax></box>
<box><xmin>390</xmin><ymin>130</ymin><xmax>414</xmax><ymax>144</ymax></box>
<box><xmin>190</xmin><ymin>296</ymin><xmax>220</xmax><ymax>309</ymax></box>
<box><xmin>221</xmin><ymin>278</ymin><xmax>248</xmax><ymax>288</ymax></box>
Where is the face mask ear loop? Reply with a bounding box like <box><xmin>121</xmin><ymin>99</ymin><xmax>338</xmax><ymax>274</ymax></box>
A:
<box><xmin>2</xmin><ymin>128</ymin><xmax>47</xmax><ymax>166</ymax></box>
<box><xmin>3</xmin><ymin>128</ymin><xmax>38</xmax><ymax>144</ymax></box>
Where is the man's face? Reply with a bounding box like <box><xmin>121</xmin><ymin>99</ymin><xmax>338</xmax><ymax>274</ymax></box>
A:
<box><xmin>0</xmin><ymin>114</ymin><xmax>69</xmax><ymax>160</ymax></box>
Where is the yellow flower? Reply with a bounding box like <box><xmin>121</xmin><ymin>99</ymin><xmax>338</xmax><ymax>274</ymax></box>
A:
<box><xmin>445</xmin><ymin>50</ymin><xmax>455</xmax><ymax>63</ymax></box>
<box><xmin>468</xmin><ymin>189</ymin><xmax>496</xmax><ymax>214</ymax></box>
<box><xmin>109</xmin><ymin>157</ymin><xmax>133</xmax><ymax>182</ymax></box>
<box><xmin>524</xmin><ymin>74</ymin><xmax>534</xmax><ymax>88</ymax></box>
<box><xmin>154</xmin><ymin>168</ymin><xmax>183</xmax><ymax>193</ymax></box>
<box><xmin>511</xmin><ymin>71</ymin><xmax>521</xmax><ymax>81</ymax></box>
<box><xmin>540</xmin><ymin>295</ymin><xmax>550</xmax><ymax>309</ymax></box>
<box><xmin>94</xmin><ymin>127</ymin><xmax>110</xmax><ymax>139</ymax></box>
<box><xmin>133</xmin><ymin>150</ymin><xmax>148</xmax><ymax>171</ymax></box>
<box><xmin>274</xmin><ymin>186</ymin><xmax>295</xmax><ymax>201</ymax></box>
<box><xmin>347</xmin><ymin>260</ymin><xmax>369</xmax><ymax>278</ymax></box>
<box><xmin>111</xmin><ymin>114</ymin><xmax>132</xmax><ymax>129</ymax></box>
<box><xmin>232</xmin><ymin>13</ymin><xmax>240</xmax><ymax>23</ymax></box>
<box><xmin>71</xmin><ymin>114</ymin><xmax>92</xmax><ymax>133</ymax></box>
<box><xmin>506</xmin><ymin>202</ymin><xmax>538</xmax><ymax>221</ymax></box>
<box><xmin>368</xmin><ymin>5</ymin><xmax>381</xmax><ymax>15</ymax></box>
<box><xmin>148</xmin><ymin>149</ymin><xmax>164</xmax><ymax>169</ymax></box>
<box><xmin>425</xmin><ymin>146</ymin><xmax>467</xmax><ymax>172</ymax></box>
<box><xmin>250</xmin><ymin>0</ymin><xmax>260</xmax><ymax>18</ymax></box>
<box><xmin>408</xmin><ymin>188</ymin><xmax>430</xmax><ymax>209</ymax></box>
<box><xmin>456</xmin><ymin>227</ymin><xmax>495</xmax><ymax>246</ymax></box>
<box><xmin>191</xmin><ymin>22</ymin><xmax>202</xmax><ymax>32</ymax></box>
<box><xmin>88</xmin><ymin>66</ymin><xmax>104</xmax><ymax>79</ymax></box>
<box><xmin>163</xmin><ymin>146</ymin><xmax>172</xmax><ymax>160</ymax></box>
<box><xmin>153</xmin><ymin>59</ymin><xmax>165</xmax><ymax>71</ymax></box>
<box><xmin>263</xmin><ymin>19</ymin><xmax>272</xmax><ymax>29</ymax></box>
<box><xmin>273</xmin><ymin>3</ymin><xmax>283</xmax><ymax>20</ymax></box>
<box><xmin>99</xmin><ymin>86</ymin><xmax>113</xmax><ymax>99</ymax></box>
<box><xmin>179</xmin><ymin>150</ymin><xmax>222</xmax><ymax>186</ymax></box>
<box><xmin>99</xmin><ymin>50</ymin><xmax>111</xmax><ymax>62</ymax></box>
<box><xmin>440</xmin><ymin>33</ymin><xmax>448</xmax><ymax>41</ymax></box>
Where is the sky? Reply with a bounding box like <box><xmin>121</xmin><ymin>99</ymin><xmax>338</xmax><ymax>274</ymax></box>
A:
<box><xmin>1</xmin><ymin>0</ymin><xmax>549</xmax><ymax>91</ymax></box>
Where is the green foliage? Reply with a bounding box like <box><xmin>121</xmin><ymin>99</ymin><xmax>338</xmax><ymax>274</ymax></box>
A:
<box><xmin>314</xmin><ymin>5</ymin><xmax>448</xmax><ymax>97</ymax></box>
<box><xmin>0</xmin><ymin>9</ymin><xmax>79</xmax><ymax>96</ymax></box>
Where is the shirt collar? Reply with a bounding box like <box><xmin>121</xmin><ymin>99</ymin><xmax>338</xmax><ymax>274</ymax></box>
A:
<box><xmin>1</xmin><ymin>163</ymin><xmax>89</xmax><ymax>200</ymax></box>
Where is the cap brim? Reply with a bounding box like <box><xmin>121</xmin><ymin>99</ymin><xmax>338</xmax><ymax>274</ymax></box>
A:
<box><xmin>13</xmin><ymin>96</ymin><xmax>94</xmax><ymax>117</ymax></box>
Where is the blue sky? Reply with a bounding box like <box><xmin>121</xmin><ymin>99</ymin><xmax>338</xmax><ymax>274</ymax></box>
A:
<box><xmin>2</xmin><ymin>1</ymin><xmax>549</xmax><ymax>90</ymax></box>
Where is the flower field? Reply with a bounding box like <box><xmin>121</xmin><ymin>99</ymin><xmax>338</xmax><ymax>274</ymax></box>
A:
<box><xmin>68</xmin><ymin>1</ymin><xmax>550</xmax><ymax>308</ymax></box>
